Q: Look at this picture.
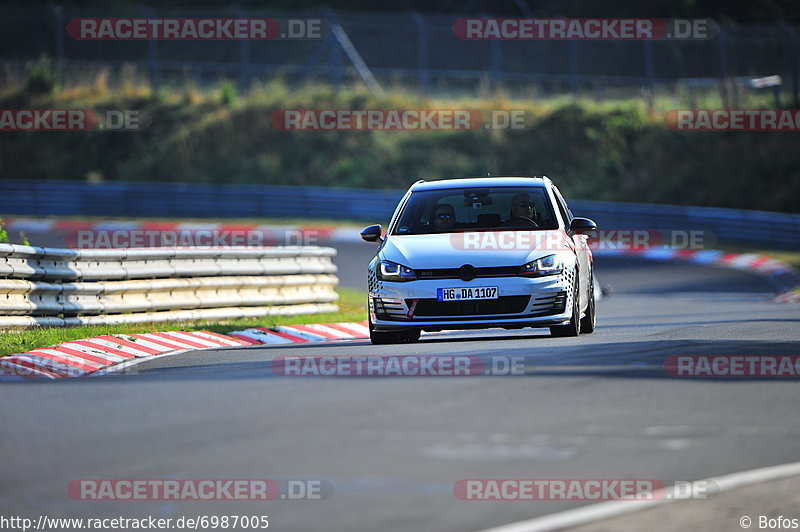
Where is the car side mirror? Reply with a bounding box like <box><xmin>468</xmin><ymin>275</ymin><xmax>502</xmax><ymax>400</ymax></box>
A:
<box><xmin>569</xmin><ymin>217</ymin><xmax>597</xmax><ymax>235</ymax></box>
<box><xmin>360</xmin><ymin>224</ymin><xmax>383</xmax><ymax>243</ymax></box>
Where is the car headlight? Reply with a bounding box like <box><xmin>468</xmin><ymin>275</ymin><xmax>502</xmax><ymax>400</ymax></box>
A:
<box><xmin>378</xmin><ymin>260</ymin><xmax>417</xmax><ymax>282</ymax></box>
<box><xmin>519</xmin><ymin>254</ymin><xmax>564</xmax><ymax>277</ymax></box>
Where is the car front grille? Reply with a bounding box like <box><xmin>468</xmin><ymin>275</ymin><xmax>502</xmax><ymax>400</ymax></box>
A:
<box><xmin>408</xmin><ymin>295</ymin><xmax>531</xmax><ymax>317</ymax></box>
<box><xmin>530</xmin><ymin>291</ymin><xmax>567</xmax><ymax>315</ymax></box>
<box><xmin>373</xmin><ymin>297</ymin><xmax>407</xmax><ymax>320</ymax></box>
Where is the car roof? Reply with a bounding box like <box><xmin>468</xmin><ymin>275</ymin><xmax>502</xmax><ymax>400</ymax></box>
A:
<box><xmin>410</xmin><ymin>176</ymin><xmax>548</xmax><ymax>191</ymax></box>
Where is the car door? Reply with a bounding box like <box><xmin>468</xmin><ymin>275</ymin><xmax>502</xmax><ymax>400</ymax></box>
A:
<box><xmin>552</xmin><ymin>186</ymin><xmax>590</xmax><ymax>310</ymax></box>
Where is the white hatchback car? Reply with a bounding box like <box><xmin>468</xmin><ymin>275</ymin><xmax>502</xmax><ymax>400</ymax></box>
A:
<box><xmin>361</xmin><ymin>176</ymin><xmax>597</xmax><ymax>344</ymax></box>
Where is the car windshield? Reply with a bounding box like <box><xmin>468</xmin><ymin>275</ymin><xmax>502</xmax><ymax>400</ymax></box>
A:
<box><xmin>391</xmin><ymin>186</ymin><xmax>559</xmax><ymax>235</ymax></box>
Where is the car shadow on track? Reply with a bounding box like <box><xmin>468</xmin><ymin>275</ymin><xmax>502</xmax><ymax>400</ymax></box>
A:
<box><xmin>82</xmin><ymin>338</ymin><xmax>800</xmax><ymax>383</ymax></box>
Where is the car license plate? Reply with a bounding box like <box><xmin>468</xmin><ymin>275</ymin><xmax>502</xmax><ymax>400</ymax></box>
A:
<box><xmin>437</xmin><ymin>286</ymin><xmax>498</xmax><ymax>301</ymax></box>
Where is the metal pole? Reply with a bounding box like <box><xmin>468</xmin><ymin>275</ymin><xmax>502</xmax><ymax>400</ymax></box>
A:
<box><xmin>329</xmin><ymin>36</ymin><xmax>342</xmax><ymax>89</ymax></box>
<box><xmin>717</xmin><ymin>29</ymin><xmax>728</xmax><ymax>107</ymax></box>
<box><xmin>409</xmin><ymin>11</ymin><xmax>430</xmax><ymax>95</ymax></box>
<box><xmin>331</xmin><ymin>23</ymin><xmax>383</xmax><ymax>96</ymax></box>
<box><xmin>323</xmin><ymin>9</ymin><xmax>342</xmax><ymax>89</ymax></box>
<box><xmin>780</xmin><ymin>24</ymin><xmax>799</xmax><ymax>107</ymax></box>
<box><xmin>235</xmin><ymin>7</ymin><xmax>252</xmax><ymax>88</ymax></box>
<box><xmin>53</xmin><ymin>6</ymin><xmax>65</xmax><ymax>88</ymax></box>
<box><xmin>568</xmin><ymin>40</ymin><xmax>579</xmax><ymax>94</ymax></box>
<box><xmin>643</xmin><ymin>39</ymin><xmax>655</xmax><ymax>114</ymax></box>
<box><xmin>491</xmin><ymin>40</ymin><xmax>502</xmax><ymax>87</ymax></box>
<box><xmin>141</xmin><ymin>6</ymin><xmax>159</xmax><ymax>88</ymax></box>
<box><xmin>643</xmin><ymin>39</ymin><xmax>655</xmax><ymax>89</ymax></box>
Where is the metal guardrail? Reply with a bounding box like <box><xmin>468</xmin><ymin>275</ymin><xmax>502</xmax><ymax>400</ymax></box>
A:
<box><xmin>569</xmin><ymin>200</ymin><xmax>800</xmax><ymax>251</ymax></box>
<box><xmin>0</xmin><ymin>244</ymin><xmax>338</xmax><ymax>280</ymax></box>
<box><xmin>0</xmin><ymin>180</ymin><xmax>404</xmax><ymax>221</ymax></box>
<box><xmin>1</xmin><ymin>179</ymin><xmax>798</xmax><ymax>250</ymax></box>
<box><xmin>0</xmin><ymin>244</ymin><xmax>339</xmax><ymax>328</ymax></box>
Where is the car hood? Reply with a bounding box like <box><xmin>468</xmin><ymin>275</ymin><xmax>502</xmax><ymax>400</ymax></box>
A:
<box><xmin>380</xmin><ymin>231</ymin><xmax>573</xmax><ymax>268</ymax></box>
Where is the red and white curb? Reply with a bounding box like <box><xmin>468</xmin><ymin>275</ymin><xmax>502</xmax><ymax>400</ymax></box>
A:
<box><xmin>775</xmin><ymin>289</ymin><xmax>800</xmax><ymax>303</ymax></box>
<box><xmin>0</xmin><ymin>322</ymin><xmax>371</xmax><ymax>380</ymax></box>
<box><xmin>593</xmin><ymin>247</ymin><xmax>800</xmax><ymax>302</ymax></box>
<box><xmin>0</xmin><ymin>330</ymin><xmax>249</xmax><ymax>380</ymax></box>
<box><xmin>228</xmin><ymin>321</ymin><xmax>369</xmax><ymax>345</ymax></box>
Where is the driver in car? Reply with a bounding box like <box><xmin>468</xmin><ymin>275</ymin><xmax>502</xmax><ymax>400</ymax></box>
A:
<box><xmin>503</xmin><ymin>193</ymin><xmax>539</xmax><ymax>227</ymax></box>
<box><xmin>431</xmin><ymin>203</ymin><xmax>457</xmax><ymax>232</ymax></box>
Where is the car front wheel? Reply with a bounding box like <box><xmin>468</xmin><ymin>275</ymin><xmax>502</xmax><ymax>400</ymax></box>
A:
<box><xmin>369</xmin><ymin>316</ymin><xmax>421</xmax><ymax>345</ymax></box>
<box><xmin>580</xmin><ymin>272</ymin><xmax>596</xmax><ymax>333</ymax></box>
<box><xmin>550</xmin><ymin>281</ymin><xmax>581</xmax><ymax>337</ymax></box>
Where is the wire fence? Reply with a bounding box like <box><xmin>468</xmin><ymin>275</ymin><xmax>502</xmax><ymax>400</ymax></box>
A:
<box><xmin>2</xmin><ymin>4</ymin><xmax>800</xmax><ymax>105</ymax></box>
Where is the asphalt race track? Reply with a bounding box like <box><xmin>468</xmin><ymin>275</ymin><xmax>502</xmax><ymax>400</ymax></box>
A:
<box><xmin>1</xmin><ymin>242</ymin><xmax>799</xmax><ymax>532</ymax></box>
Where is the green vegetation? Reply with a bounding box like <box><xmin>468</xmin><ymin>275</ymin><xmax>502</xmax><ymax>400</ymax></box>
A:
<box><xmin>0</xmin><ymin>288</ymin><xmax>367</xmax><ymax>357</ymax></box>
<box><xmin>24</xmin><ymin>54</ymin><xmax>57</xmax><ymax>97</ymax></box>
<box><xmin>1</xmin><ymin>67</ymin><xmax>798</xmax><ymax>213</ymax></box>
<box><xmin>0</xmin><ymin>219</ymin><xmax>29</xmax><ymax>245</ymax></box>
<box><xmin>218</xmin><ymin>81</ymin><xmax>237</xmax><ymax>107</ymax></box>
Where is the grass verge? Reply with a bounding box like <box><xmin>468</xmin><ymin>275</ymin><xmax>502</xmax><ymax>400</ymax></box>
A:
<box><xmin>0</xmin><ymin>288</ymin><xmax>368</xmax><ymax>357</ymax></box>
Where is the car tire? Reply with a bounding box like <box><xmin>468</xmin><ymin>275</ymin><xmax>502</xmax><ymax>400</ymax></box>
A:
<box><xmin>369</xmin><ymin>316</ymin><xmax>421</xmax><ymax>345</ymax></box>
<box><xmin>550</xmin><ymin>281</ymin><xmax>581</xmax><ymax>337</ymax></box>
<box><xmin>580</xmin><ymin>272</ymin><xmax>596</xmax><ymax>334</ymax></box>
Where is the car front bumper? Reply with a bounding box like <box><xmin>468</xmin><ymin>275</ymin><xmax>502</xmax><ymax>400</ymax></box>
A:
<box><xmin>369</xmin><ymin>270</ymin><xmax>576</xmax><ymax>332</ymax></box>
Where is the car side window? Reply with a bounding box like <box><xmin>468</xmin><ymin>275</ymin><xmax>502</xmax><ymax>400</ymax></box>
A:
<box><xmin>552</xmin><ymin>187</ymin><xmax>573</xmax><ymax>227</ymax></box>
